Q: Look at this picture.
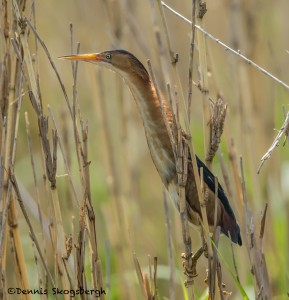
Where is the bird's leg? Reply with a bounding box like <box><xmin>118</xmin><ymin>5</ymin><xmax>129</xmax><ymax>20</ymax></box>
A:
<box><xmin>181</xmin><ymin>247</ymin><xmax>204</xmax><ymax>285</ymax></box>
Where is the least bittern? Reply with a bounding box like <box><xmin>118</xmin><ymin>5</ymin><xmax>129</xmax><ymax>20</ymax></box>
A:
<box><xmin>60</xmin><ymin>50</ymin><xmax>242</xmax><ymax>275</ymax></box>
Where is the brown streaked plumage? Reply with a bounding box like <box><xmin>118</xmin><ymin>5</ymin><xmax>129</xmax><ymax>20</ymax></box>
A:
<box><xmin>60</xmin><ymin>50</ymin><xmax>242</xmax><ymax>246</ymax></box>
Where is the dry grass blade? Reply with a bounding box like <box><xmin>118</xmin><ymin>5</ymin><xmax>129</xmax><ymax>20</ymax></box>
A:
<box><xmin>133</xmin><ymin>253</ymin><xmax>158</xmax><ymax>300</ymax></box>
<box><xmin>144</xmin><ymin>273</ymin><xmax>152</xmax><ymax>299</ymax></box>
<box><xmin>258</xmin><ymin>111</ymin><xmax>289</xmax><ymax>173</ymax></box>
<box><xmin>133</xmin><ymin>253</ymin><xmax>146</xmax><ymax>298</ymax></box>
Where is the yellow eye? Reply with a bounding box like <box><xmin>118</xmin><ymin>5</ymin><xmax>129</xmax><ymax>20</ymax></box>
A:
<box><xmin>105</xmin><ymin>53</ymin><xmax>111</xmax><ymax>60</ymax></box>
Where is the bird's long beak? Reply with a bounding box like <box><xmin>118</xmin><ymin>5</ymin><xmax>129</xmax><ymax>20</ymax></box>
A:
<box><xmin>59</xmin><ymin>53</ymin><xmax>101</xmax><ymax>62</ymax></box>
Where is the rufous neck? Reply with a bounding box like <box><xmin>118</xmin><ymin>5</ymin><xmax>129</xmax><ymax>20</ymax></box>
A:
<box><xmin>126</xmin><ymin>77</ymin><xmax>176</xmax><ymax>185</ymax></box>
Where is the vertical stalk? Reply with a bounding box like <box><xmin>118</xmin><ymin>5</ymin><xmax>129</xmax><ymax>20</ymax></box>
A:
<box><xmin>196</xmin><ymin>1</ymin><xmax>211</xmax><ymax>166</ymax></box>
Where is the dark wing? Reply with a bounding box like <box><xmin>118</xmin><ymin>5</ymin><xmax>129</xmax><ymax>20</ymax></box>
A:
<box><xmin>195</xmin><ymin>155</ymin><xmax>237</xmax><ymax>223</ymax></box>
<box><xmin>195</xmin><ymin>155</ymin><xmax>242</xmax><ymax>246</ymax></box>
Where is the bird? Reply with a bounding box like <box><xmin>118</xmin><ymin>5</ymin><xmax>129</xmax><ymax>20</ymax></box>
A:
<box><xmin>60</xmin><ymin>49</ymin><xmax>242</xmax><ymax>273</ymax></box>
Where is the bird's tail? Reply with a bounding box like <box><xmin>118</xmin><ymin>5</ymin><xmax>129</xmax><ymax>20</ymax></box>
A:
<box><xmin>221</xmin><ymin>211</ymin><xmax>242</xmax><ymax>246</ymax></box>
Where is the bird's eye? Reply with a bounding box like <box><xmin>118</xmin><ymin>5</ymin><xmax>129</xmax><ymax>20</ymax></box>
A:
<box><xmin>105</xmin><ymin>53</ymin><xmax>111</xmax><ymax>60</ymax></box>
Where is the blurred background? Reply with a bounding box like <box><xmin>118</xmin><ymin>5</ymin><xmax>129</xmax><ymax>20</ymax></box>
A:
<box><xmin>2</xmin><ymin>0</ymin><xmax>289</xmax><ymax>299</ymax></box>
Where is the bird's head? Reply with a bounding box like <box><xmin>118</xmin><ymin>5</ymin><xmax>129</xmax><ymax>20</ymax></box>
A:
<box><xmin>60</xmin><ymin>49</ymin><xmax>150</xmax><ymax>83</ymax></box>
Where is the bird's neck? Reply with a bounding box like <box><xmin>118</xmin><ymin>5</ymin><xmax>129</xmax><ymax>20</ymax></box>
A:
<box><xmin>127</xmin><ymin>78</ymin><xmax>177</xmax><ymax>185</ymax></box>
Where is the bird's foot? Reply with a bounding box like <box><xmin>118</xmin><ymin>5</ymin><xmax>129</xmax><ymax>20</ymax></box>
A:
<box><xmin>181</xmin><ymin>247</ymin><xmax>204</xmax><ymax>286</ymax></box>
<box><xmin>181</xmin><ymin>252</ymin><xmax>197</xmax><ymax>282</ymax></box>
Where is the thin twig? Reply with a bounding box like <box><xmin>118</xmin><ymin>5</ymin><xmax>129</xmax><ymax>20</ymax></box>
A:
<box><xmin>156</xmin><ymin>0</ymin><xmax>177</xmax><ymax>64</ymax></box>
<box><xmin>196</xmin><ymin>1</ymin><xmax>210</xmax><ymax>161</ymax></box>
<box><xmin>30</xmin><ymin>0</ymin><xmax>43</xmax><ymax>111</ymax></box>
<box><xmin>25</xmin><ymin>18</ymin><xmax>73</xmax><ymax>116</ymax></box>
<box><xmin>47</xmin><ymin>105</ymin><xmax>79</xmax><ymax>207</ymax></box>
<box><xmin>148</xmin><ymin>0</ymin><xmax>171</xmax><ymax>85</ymax></box>
<box><xmin>217</xmin><ymin>151</ymin><xmax>234</xmax><ymax>200</ymax></box>
<box><xmin>259</xmin><ymin>203</ymin><xmax>268</xmax><ymax>256</ymax></box>
<box><xmin>163</xmin><ymin>189</ymin><xmax>175</xmax><ymax>300</ymax></box>
<box><xmin>153</xmin><ymin>257</ymin><xmax>158</xmax><ymax>299</ymax></box>
<box><xmin>282</xmin><ymin>105</ymin><xmax>289</xmax><ymax>147</ymax></box>
<box><xmin>258</xmin><ymin>112</ymin><xmax>289</xmax><ymax>173</ymax></box>
<box><xmin>187</xmin><ymin>0</ymin><xmax>197</xmax><ymax>122</ymax></box>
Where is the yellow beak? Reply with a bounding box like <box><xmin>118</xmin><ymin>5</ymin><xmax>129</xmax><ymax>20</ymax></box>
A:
<box><xmin>59</xmin><ymin>53</ymin><xmax>101</xmax><ymax>62</ymax></box>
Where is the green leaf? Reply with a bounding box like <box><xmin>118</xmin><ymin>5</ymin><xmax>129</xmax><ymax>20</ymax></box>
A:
<box><xmin>211</xmin><ymin>240</ymin><xmax>250</xmax><ymax>300</ymax></box>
